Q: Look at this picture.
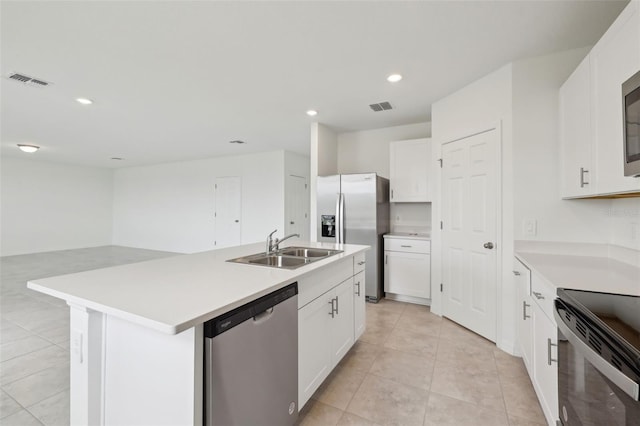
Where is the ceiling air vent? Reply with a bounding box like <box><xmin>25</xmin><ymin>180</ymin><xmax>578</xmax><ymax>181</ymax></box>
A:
<box><xmin>369</xmin><ymin>101</ymin><xmax>393</xmax><ymax>112</ymax></box>
<box><xmin>6</xmin><ymin>72</ymin><xmax>51</xmax><ymax>87</ymax></box>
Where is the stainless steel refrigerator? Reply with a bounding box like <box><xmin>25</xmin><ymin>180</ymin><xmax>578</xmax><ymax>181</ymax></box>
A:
<box><xmin>317</xmin><ymin>173</ymin><xmax>389</xmax><ymax>302</ymax></box>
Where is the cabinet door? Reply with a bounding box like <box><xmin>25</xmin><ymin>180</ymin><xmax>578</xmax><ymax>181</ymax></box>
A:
<box><xmin>513</xmin><ymin>259</ymin><xmax>534</xmax><ymax>374</ymax></box>
<box><xmin>560</xmin><ymin>56</ymin><xmax>595</xmax><ymax>198</ymax></box>
<box><xmin>353</xmin><ymin>271</ymin><xmax>366</xmax><ymax>341</ymax></box>
<box><xmin>390</xmin><ymin>139</ymin><xmax>432</xmax><ymax>202</ymax></box>
<box><xmin>384</xmin><ymin>251</ymin><xmax>431</xmax><ymax>299</ymax></box>
<box><xmin>533</xmin><ymin>306</ymin><xmax>558</xmax><ymax>425</ymax></box>
<box><xmin>591</xmin><ymin>2</ymin><xmax>640</xmax><ymax>194</ymax></box>
<box><xmin>330</xmin><ymin>278</ymin><xmax>354</xmax><ymax>366</ymax></box>
<box><xmin>298</xmin><ymin>293</ymin><xmax>333</xmax><ymax>408</ymax></box>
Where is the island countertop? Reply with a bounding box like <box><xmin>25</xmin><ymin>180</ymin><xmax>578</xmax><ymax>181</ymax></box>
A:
<box><xmin>27</xmin><ymin>241</ymin><xmax>369</xmax><ymax>335</ymax></box>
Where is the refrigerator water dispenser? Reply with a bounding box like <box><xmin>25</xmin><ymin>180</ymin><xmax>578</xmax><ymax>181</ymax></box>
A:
<box><xmin>321</xmin><ymin>215</ymin><xmax>335</xmax><ymax>238</ymax></box>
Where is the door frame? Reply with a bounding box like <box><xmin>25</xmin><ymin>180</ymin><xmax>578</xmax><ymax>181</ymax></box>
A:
<box><xmin>433</xmin><ymin>120</ymin><xmax>504</xmax><ymax>345</ymax></box>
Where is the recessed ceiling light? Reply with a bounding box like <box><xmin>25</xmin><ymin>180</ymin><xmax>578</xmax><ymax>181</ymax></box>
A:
<box><xmin>17</xmin><ymin>144</ymin><xmax>39</xmax><ymax>153</ymax></box>
<box><xmin>76</xmin><ymin>98</ymin><xmax>93</xmax><ymax>105</ymax></box>
<box><xmin>387</xmin><ymin>74</ymin><xmax>403</xmax><ymax>83</ymax></box>
<box><xmin>306</xmin><ymin>110</ymin><xmax>318</xmax><ymax>117</ymax></box>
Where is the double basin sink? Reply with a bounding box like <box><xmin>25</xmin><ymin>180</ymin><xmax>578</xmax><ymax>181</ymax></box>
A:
<box><xmin>228</xmin><ymin>246</ymin><xmax>343</xmax><ymax>270</ymax></box>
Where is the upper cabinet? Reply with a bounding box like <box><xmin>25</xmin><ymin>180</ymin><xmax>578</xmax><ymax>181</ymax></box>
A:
<box><xmin>559</xmin><ymin>1</ymin><xmax>640</xmax><ymax>198</ymax></box>
<box><xmin>389</xmin><ymin>138</ymin><xmax>432</xmax><ymax>202</ymax></box>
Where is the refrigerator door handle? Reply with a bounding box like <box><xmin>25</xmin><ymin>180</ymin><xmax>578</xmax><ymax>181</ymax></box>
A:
<box><xmin>338</xmin><ymin>193</ymin><xmax>345</xmax><ymax>243</ymax></box>
<box><xmin>335</xmin><ymin>193</ymin><xmax>341</xmax><ymax>244</ymax></box>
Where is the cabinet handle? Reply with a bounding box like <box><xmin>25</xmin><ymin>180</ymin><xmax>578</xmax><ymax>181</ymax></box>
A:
<box><xmin>522</xmin><ymin>301</ymin><xmax>531</xmax><ymax>320</ymax></box>
<box><xmin>391</xmin><ymin>189</ymin><xmax>394</xmax><ymax>200</ymax></box>
<box><xmin>580</xmin><ymin>167</ymin><xmax>589</xmax><ymax>187</ymax></box>
<box><xmin>533</xmin><ymin>292</ymin><xmax>545</xmax><ymax>300</ymax></box>
<box><xmin>548</xmin><ymin>338</ymin><xmax>558</xmax><ymax>365</ymax></box>
<box><xmin>513</xmin><ymin>270</ymin><xmax>521</xmax><ymax>276</ymax></box>
<box><xmin>357</xmin><ymin>261</ymin><xmax>365</xmax><ymax>266</ymax></box>
<box><xmin>385</xmin><ymin>255</ymin><xmax>388</xmax><ymax>265</ymax></box>
<box><xmin>328</xmin><ymin>298</ymin><xmax>335</xmax><ymax>318</ymax></box>
<box><xmin>355</xmin><ymin>281</ymin><xmax>360</xmax><ymax>296</ymax></box>
<box><xmin>400</xmin><ymin>245</ymin><xmax>412</xmax><ymax>248</ymax></box>
<box><xmin>335</xmin><ymin>295</ymin><xmax>339</xmax><ymax>315</ymax></box>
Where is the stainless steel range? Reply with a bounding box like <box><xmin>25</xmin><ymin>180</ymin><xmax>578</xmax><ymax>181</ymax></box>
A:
<box><xmin>554</xmin><ymin>289</ymin><xmax>640</xmax><ymax>425</ymax></box>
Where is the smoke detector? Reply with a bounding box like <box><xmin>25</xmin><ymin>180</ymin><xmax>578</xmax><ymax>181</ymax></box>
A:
<box><xmin>5</xmin><ymin>72</ymin><xmax>52</xmax><ymax>88</ymax></box>
<box><xmin>369</xmin><ymin>101</ymin><xmax>393</xmax><ymax>112</ymax></box>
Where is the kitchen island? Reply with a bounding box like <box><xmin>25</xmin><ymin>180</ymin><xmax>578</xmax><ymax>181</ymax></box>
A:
<box><xmin>28</xmin><ymin>241</ymin><xmax>369</xmax><ymax>426</ymax></box>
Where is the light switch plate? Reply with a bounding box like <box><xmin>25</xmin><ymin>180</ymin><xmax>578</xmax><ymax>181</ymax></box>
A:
<box><xmin>523</xmin><ymin>218</ymin><xmax>537</xmax><ymax>237</ymax></box>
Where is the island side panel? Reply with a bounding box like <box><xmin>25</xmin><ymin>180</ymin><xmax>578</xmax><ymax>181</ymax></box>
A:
<box><xmin>69</xmin><ymin>304</ymin><xmax>105</xmax><ymax>426</ymax></box>
<box><xmin>103</xmin><ymin>316</ymin><xmax>203</xmax><ymax>426</ymax></box>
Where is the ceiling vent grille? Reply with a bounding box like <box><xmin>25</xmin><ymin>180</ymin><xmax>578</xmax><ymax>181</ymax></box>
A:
<box><xmin>6</xmin><ymin>72</ymin><xmax>51</xmax><ymax>87</ymax></box>
<box><xmin>369</xmin><ymin>101</ymin><xmax>392</xmax><ymax>112</ymax></box>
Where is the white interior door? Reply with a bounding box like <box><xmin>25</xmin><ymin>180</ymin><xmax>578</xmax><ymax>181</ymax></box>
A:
<box><xmin>441</xmin><ymin>129</ymin><xmax>498</xmax><ymax>342</ymax></box>
<box><xmin>214</xmin><ymin>176</ymin><xmax>241</xmax><ymax>248</ymax></box>
<box><xmin>285</xmin><ymin>174</ymin><xmax>308</xmax><ymax>241</ymax></box>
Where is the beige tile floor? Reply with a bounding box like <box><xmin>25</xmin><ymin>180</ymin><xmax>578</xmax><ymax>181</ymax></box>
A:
<box><xmin>296</xmin><ymin>300</ymin><xmax>547</xmax><ymax>426</ymax></box>
<box><xmin>1</xmin><ymin>246</ymin><xmax>546</xmax><ymax>426</ymax></box>
<box><xmin>0</xmin><ymin>246</ymin><xmax>177</xmax><ymax>425</ymax></box>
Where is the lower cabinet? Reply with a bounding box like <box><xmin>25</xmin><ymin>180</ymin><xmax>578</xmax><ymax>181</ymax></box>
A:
<box><xmin>384</xmin><ymin>237</ymin><xmax>431</xmax><ymax>301</ymax></box>
<box><xmin>514</xmin><ymin>257</ymin><xmax>559</xmax><ymax>426</ymax></box>
<box><xmin>353</xmin><ymin>271</ymin><xmax>365</xmax><ymax>341</ymax></box>
<box><xmin>532</xmin><ymin>298</ymin><xmax>558</xmax><ymax>425</ymax></box>
<box><xmin>298</xmin><ymin>277</ymin><xmax>355</xmax><ymax>409</ymax></box>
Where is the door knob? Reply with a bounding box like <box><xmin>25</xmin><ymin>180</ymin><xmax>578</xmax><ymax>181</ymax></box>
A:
<box><xmin>483</xmin><ymin>242</ymin><xmax>494</xmax><ymax>249</ymax></box>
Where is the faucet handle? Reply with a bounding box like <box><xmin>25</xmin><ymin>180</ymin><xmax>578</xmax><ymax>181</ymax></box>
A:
<box><xmin>268</xmin><ymin>229</ymin><xmax>278</xmax><ymax>239</ymax></box>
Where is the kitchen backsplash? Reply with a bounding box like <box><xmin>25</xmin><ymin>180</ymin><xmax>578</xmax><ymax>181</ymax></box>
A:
<box><xmin>390</xmin><ymin>203</ymin><xmax>431</xmax><ymax>234</ymax></box>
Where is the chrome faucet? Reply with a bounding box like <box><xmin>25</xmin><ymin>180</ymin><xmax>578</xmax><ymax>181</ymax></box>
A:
<box><xmin>266</xmin><ymin>229</ymin><xmax>300</xmax><ymax>255</ymax></box>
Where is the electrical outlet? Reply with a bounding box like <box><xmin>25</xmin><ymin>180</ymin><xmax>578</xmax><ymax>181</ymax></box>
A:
<box><xmin>523</xmin><ymin>218</ymin><xmax>537</xmax><ymax>237</ymax></box>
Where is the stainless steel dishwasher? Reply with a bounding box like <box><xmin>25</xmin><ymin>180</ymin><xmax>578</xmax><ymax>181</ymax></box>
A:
<box><xmin>204</xmin><ymin>282</ymin><xmax>298</xmax><ymax>426</ymax></box>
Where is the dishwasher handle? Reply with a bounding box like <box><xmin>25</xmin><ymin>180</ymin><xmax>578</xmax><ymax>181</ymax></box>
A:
<box><xmin>205</xmin><ymin>282</ymin><xmax>298</xmax><ymax>338</ymax></box>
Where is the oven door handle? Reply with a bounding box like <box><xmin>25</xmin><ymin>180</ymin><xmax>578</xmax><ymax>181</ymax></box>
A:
<box><xmin>554</xmin><ymin>306</ymin><xmax>640</xmax><ymax>401</ymax></box>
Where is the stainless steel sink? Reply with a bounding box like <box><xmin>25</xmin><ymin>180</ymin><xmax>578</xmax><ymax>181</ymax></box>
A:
<box><xmin>248</xmin><ymin>255</ymin><xmax>310</xmax><ymax>268</ymax></box>
<box><xmin>227</xmin><ymin>246</ymin><xmax>343</xmax><ymax>270</ymax></box>
<box><xmin>278</xmin><ymin>247</ymin><xmax>341</xmax><ymax>258</ymax></box>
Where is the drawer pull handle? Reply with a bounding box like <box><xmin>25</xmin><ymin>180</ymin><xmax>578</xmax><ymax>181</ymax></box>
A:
<box><xmin>513</xmin><ymin>270</ymin><xmax>521</xmax><ymax>276</ymax></box>
<box><xmin>522</xmin><ymin>301</ymin><xmax>530</xmax><ymax>320</ymax></box>
<box><xmin>548</xmin><ymin>338</ymin><xmax>557</xmax><ymax>365</ymax></box>
<box><xmin>533</xmin><ymin>292</ymin><xmax>544</xmax><ymax>300</ymax></box>
<box><xmin>357</xmin><ymin>261</ymin><xmax>365</xmax><ymax>265</ymax></box>
<box><xmin>400</xmin><ymin>245</ymin><xmax>412</xmax><ymax>248</ymax></box>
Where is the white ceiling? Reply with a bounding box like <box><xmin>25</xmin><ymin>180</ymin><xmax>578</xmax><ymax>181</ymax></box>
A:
<box><xmin>0</xmin><ymin>0</ymin><xmax>628</xmax><ymax>168</ymax></box>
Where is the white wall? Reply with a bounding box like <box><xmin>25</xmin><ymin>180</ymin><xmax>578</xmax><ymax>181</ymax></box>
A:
<box><xmin>608</xmin><ymin>198</ymin><xmax>640</xmax><ymax>250</ymax></box>
<box><xmin>112</xmin><ymin>151</ymin><xmax>287</xmax><ymax>253</ymax></box>
<box><xmin>512</xmin><ymin>48</ymin><xmax>612</xmax><ymax>245</ymax></box>
<box><xmin>337</xmin><ymin>122</ymin><xmax>431</xmax><ymax>178</ymax></box>
<box><xmin>0</xmin><ymin>157</ymin><xmax>113</xmax><ymax>256</ymax></box>
<box><xmin>310</xmin><ymin>123</ymin><xmax>338</xmax><ymax>241</ymax></box>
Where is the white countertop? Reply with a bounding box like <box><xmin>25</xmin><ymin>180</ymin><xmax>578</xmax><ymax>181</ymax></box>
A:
<box><xmin>515</xmin><ymin>249</ymin><xmax>640</xmax><ymax>297</ymax></box>
<box><xmin>383</xmin><ymin>232</ymin><xmax>431</xmax><ymax>241</ymax></box>
<box><xmin>28</xmin><ymin>241</ymin><xmax>369</xmax><ymax>335</ymax></box>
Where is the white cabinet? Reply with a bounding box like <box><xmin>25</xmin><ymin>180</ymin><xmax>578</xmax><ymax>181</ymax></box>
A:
<box><xmin>559</xmin><ymin>1</ymin><xmax>640</xmax><ymax>197</ymax></box>
<box><xmin>532</xmin><ymin>296</ymin><xmax>558</xmax><ymax>426</ymax></box>
<box><xmin>389</xmin><ymin>138</ymin><xmax>432</xmax><ymax>202</ymax></box>
<box><xmin>591</xmin><ymin>1</ymin><xmax>640</xmax><ymax>195</ymax></box>
<box><xmin>298</xmin><ymin>253</ymin><xmax>365</xmax><ymax>410</ymax></box>
<box><xmin>513</xmin><ymin>258</ymin><xmax>533</xmax><ymax>374</ymax></box>
<box><xmin>560</xmin><ymin>56</ymin><xmax>595</xmax><ymax>198</ymax></box>
<box><xmin>353</xmin><ymin>271</ymin><xmax>365</xmax><ymax>341</ymax></box>
<box><xmin>384</xmin><ymin>237</ymin><xmax>431</xmax><ymax>302</ymax></box>
<box><xmin>514</xmin><ymin>256</ymin><xmax>559</xmax><ymax>426</ymax></box>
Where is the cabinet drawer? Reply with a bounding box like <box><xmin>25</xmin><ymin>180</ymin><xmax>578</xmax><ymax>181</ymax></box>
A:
<box><xmin>384</xmin><ymin>238</ymin><xmax>430</xmax><ymax>254</ymax></box>
<box><xmin>298</xmin><ymin>257</ymin><xmax>353</xmax><ymax>308</ymax></box>
<box><xmin>354</xmin><ymin>252</ymin><xmax>366</xmax><ymax>274</ymax></box>
<box><xmin>531</xmin><ymin>274</ymin><xmax>555</xmax><ymax>322</ymax></box>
